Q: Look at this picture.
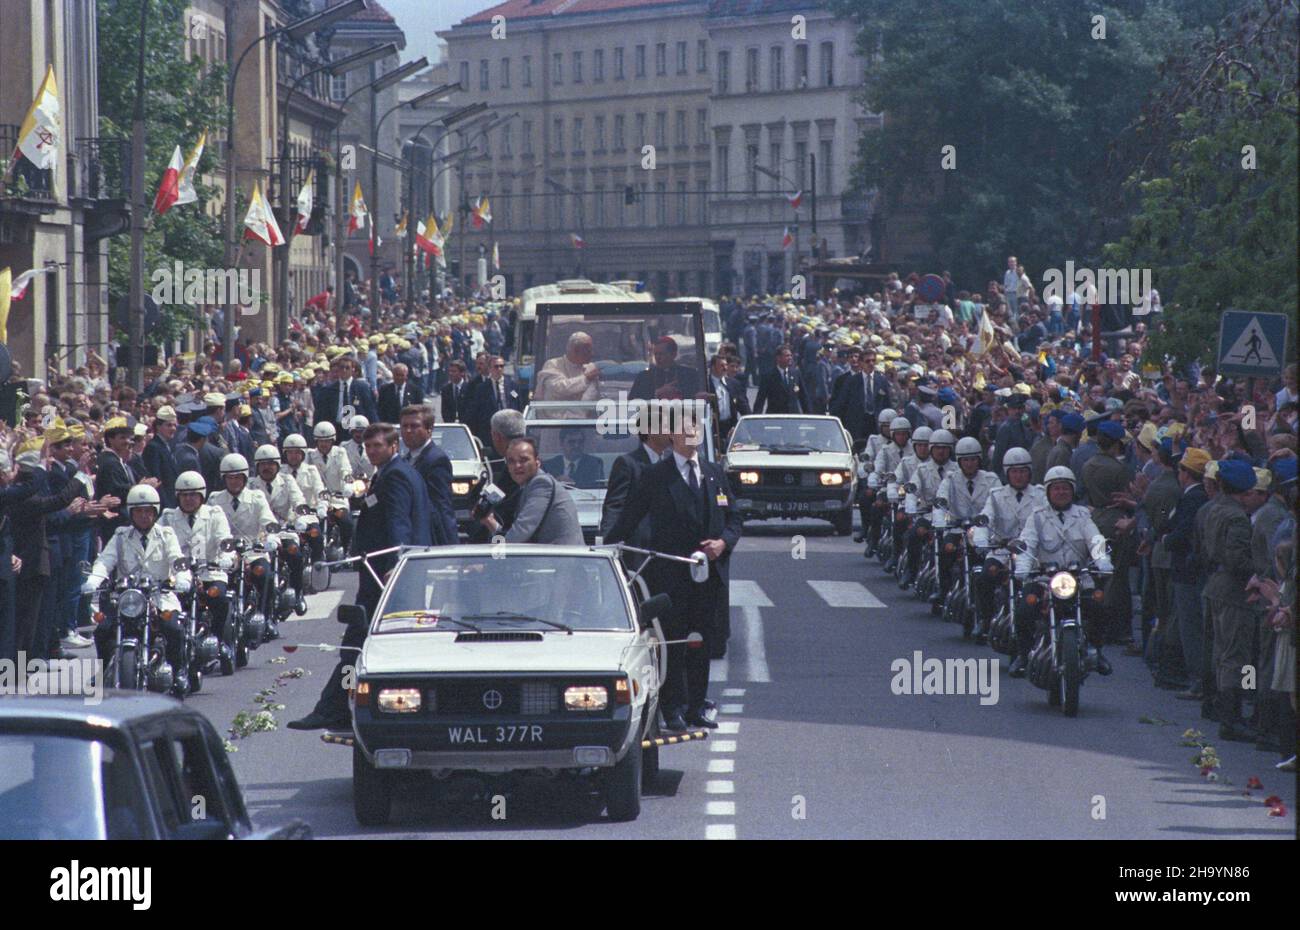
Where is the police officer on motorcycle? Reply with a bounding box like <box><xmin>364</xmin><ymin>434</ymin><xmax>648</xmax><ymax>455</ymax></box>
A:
<box><xmin>250</xmin><ymin>445</ymin><xmax>308</xmax><ymax>614</ymax></box>
<box><xmin>309</xmin><ymin>421</ymin><xmax>357</xmax><ymax>551</ymax></box>
<box><xmin>159</xmin><ymin>471</ymin><xmax>236</xmax><ymax>673</ymax></box>
<box><xmin>935</xmin><ymin>436</ymin><xmax>1001</xmax><ymax>603</ymax></box>
<box><xmin>901</xmin><ymin>427</ymin><xmax>952</xmax><ymax>589</ymax></box>
<box><xmin>1011</xmin><ymin>466</ymin><xmax>1114</xmax><ymax>678</ymax></box>
<box><xmin>208</xmin><ymin>454</ymin><xmax>277</xmax><ymax>636</ymax></box>
<box><xmin>857</xmin><ymin>408</ymin><xmax>897</xmax><ymax>554</ymax></box>
<box><xmin>974</xmin><ymin>447</ymin><xmax>1045</xmax><ymax>643</ymax></box>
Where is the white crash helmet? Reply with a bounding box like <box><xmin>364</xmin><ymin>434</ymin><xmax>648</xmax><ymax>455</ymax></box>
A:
<box><xmin>349</xmin><ymin>415</ymin><xmax>370</xmax><ymax>432</ymax></box>
<box><xmin>890</xmin><ymin>417</ymin><xmax>913</xmax><ymax>433</ymax></box>
<box><xmin>912</xmin><ymin>426</ymin><xmax>933</xmax><ymax>444</ymax></box>
<box><xmin>1002</xmin><ymin>447</ymin><xmax>1033</xmax><ymax>468</ymax></box>
<box><xmin>955</xmin><ymin>437</ymin><xmax>983</xmax><ymax>458</ymax></box>
<box><xmin>253</xmin><ymin>444</ymin><xmax>281</xmax><ymax>464</ymax></box>
<box><xmin>282</xmin><ymin>433</ymin><xmax>308</xmax><ymax>451</ymax></box>
<box><xmin>878</xmin><ymin>408</ymin><xmax>898</xmax><ymax>426</ymax></box>
<box><xmin>175</xmin><ymin>471</ymin><xmax>207</xmax><ymax>498</ymax></box>
<box><xmin>1044</xmin><ymin>465</ymin><xmax>1076</xmax><ymax>488</ymax></box>
<box><xmin>930</xmin><ymin>429</ymin><xmax>956</xmax><ymax>447</ymax></box>
<box><xmin>313</xmin><ymin>421</ymin><xmax>337</xmax><ymax>440</ymax></box>
<box><xmin>220</xmin><ymin>453</ymin><xmax>249</xmax><ymax>475</ymax></box>
<box><xmin>126</xmin><ymin>484</ymin><xmax>161</xmax><ymax>514</ymax></box>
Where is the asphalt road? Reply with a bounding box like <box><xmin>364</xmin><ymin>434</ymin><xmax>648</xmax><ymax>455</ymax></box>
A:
<box><xmin>185</xmin><ymin>517</ymin><xmax>1296</xmax><ymax>840</ymax></box>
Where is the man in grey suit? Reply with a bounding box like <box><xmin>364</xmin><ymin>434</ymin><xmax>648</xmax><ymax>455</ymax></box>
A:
<box><xmin>478</xmin><ymin>436</ymin><xmax>584</xmax><ymax>545</ymax></box>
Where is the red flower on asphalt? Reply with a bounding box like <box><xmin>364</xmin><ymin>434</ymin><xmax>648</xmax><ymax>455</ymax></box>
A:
<box><xmin>1267</xmin><ymin>803</ymin><xmax>1287</xmax><ymax>818</ymax></box>
<box><xmin>1262</xmin><ymin>795</ymin><xmax>1283</xmax><ymax>806</ymax></box>
<box><xmin>1200</xmin><ymin>766</ymin><xmax>1213</xmax><ymax>776</ymax></box>
<box><xmin>1246</xmin><ymin>776</ymin><xmax>1263</xmax><ymax>790</ymax></box>
<box><xmin>282</xmin><ymin>644</ymin><xmax>298</xmax><ymax>653</ymax></box>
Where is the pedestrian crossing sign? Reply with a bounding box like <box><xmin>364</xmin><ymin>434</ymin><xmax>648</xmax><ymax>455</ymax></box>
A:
<box><xmin>1216</xmin><ymin>310</ymin><xmax>1289</xmax><ymax>378</ymax></box>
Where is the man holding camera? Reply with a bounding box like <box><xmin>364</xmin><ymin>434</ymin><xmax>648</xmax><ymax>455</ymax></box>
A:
<box><xmin>477</xmin><ymin>436</ymin><xmax>583</xmax><ymax>545</ymax></box>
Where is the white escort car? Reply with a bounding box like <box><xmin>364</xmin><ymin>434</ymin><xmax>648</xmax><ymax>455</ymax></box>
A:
<box><xmin>346</xmin><ymin>545</ymin><xmax>677</xmax><ymax>825</ymax></box>
<box><xmin>430</xmin><ymin>423</ymin><xmax>492</xmax><ymax>536</ymax></box>
<box><xmin>723</xmin><ymin>414</ymin><xmax>858</xmax><ymax>534</ymax></box>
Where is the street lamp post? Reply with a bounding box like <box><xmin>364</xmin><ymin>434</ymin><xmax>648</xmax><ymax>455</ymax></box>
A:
<box><xmin>221</xmin><ymin>0</ymin><xmax>368</xmax><ymax>367</ymax></box>
<box><xmin>544</xmin><ymin>176</ymin><xmax>585</xmax><ymax>278</ymax></box>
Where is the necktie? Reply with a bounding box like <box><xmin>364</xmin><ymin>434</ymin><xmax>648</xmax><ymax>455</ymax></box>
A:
<box><xmin>139</xmin><ymin>532</ymin><xmax>149</xmax><ymax>547</ymax></box>
<box><xmin>565</xmin><ymin>459</ymin><xmax>574</xmax><ymax>480</ymax></box>
<box><xmin>338</xmin><ymin>381</ymin><xmax>348</xmax><ymax>420</ymax></box>
<box><xmin>687</xmin><ymin>459</ymin><xmax>702</xmax><ymax>516</ymax></box>
<box><xmin>967</xmin><ymin>479</ymin><xmax>975</xmax><ymax>496</ymax></box>
<box><xmin>1016</xmin><ymin>491</ymin><xmax>1023</xmax><ymax>502</ymax></box>
<box><xmin>232</xmin><ymin>496</ymin><xmax>240</xmax><ymax>511</ymax></box>
<box><xmin>188</xmin><ymin>513</ymin><xmax>196</xmax><ymax>528</ymax></box>
<box><xmin>398</xmin><ymin>385</ymin><xmax>404</xmax><ymax>406</ymax></box>
<box><xmin>1058</xmin><ymin>511</ymin><xmax>1065</xmax><ymax>524</ymax></box>
<box><xmin>498</xmin><ymin>380</ymin><xmax>506</xmax><ymax>410</ymax></box>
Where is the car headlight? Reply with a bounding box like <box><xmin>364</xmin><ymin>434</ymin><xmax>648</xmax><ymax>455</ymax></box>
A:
<box><xmin>564</xmin><ymin>686</ymin><xmax>608</xmax><ymax>711</ymax></box>
<box><xmin>1049</xmin><ymin>571</ymin><xmax>1077</xmax><ymax>600</ymax></box>
<box><xmin>451</xmin><ymin>481</ymin><xmax>471</xmax><ymax>496</ymax></box>
<box><xmin>819</xmin><ymin>471</ymin><xmax>849</xmax><ymax>486</ymax></box>
<box><xmin>737</xmin><ymin>471</ymin><xmax>760</xmax><ymax>485</ymax></box>
<box><xmin>377</xmin><ymin>688</ymin><xmax>422</xmax><ymax>713</ymax></box>
<box><xmin>118</xmin><ymin>589</ymin><xmax>147</xmax><ymax>618</ymax></box>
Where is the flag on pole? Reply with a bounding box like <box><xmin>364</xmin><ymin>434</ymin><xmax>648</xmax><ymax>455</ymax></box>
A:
<box><xmin>347</xmin><ymin>181</ymin><xmax>368</xmax><ymax>234</ymax></box>
<box><xmin>0</xmin><ymin>268</ymin><xmax>11</xmax><ymax>345</ymax></box>
<box><xmin>781</xmin><ymin>226</ymin><xmax>794</xmax><ymax>250</ymax></box>
<box><xmin>974</xmin><ymin>307</ymin><xmax>996</xmax><ymax>356</ymax></box>
<box><xmin>440</xmin><ymin>210</ymin><xmax>454</xmax><ymax>238</ymax></box>
<box><xmin>243</xmin><ymin>181</ymin><xmax>285</xmax><ymax>246</ymax></box>
<box><xmin>492</xmin><ymin>241</ymin><xmax>500</xmax><ymax>270</ymax></box>
<box><xmin>174</xmin><ymin>131</ymin><xmax>205</xmax><ymax>206</ymax></box>
<box><xmin>6</xmin><ymin>266</ymin><xmax>55</xmax><ymax>301</ymax></box>
<box><xmin>153</xmin><ymin>145</ymin><xmax>184</xmax><ymax>215</ymax></box>
<box><xmin>11</xmin><ymin>64</ymin><xmax>61</xmax><ymax>172</ymax></box>
<box><xmin>570</xmin><ymin>232</ymin><xmax>585</xmax><ymax>249</ymax></box>
<box><xmin>394</xmin><ymin>211</ymin><xmax>408</xmax><ymax>239</ymax></box>
<box><xmin>294</xmin><ymin>168</ymin><xmax>315</xmax><ymax>234</ymax></box>
<box><xmin>415</xmin><ymin>215</ymin><xmax>442</xmax><ymax>255</ymax></box>
<box><xmin>368</xmin><ymin>215</ymin><xmax>382</xmax><ymax>256</ymax></box>
<box><xmin>471</xmin><ymin>195</ymin><xmax>492</xmax><ymax>228</ymax></box>
<box><xmin>787</xmin><ymin>190</ymin><xmax>803</xmax><ymax>210</ymax></box>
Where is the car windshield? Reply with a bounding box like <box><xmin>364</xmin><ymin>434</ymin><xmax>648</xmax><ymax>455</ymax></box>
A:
<box><xmin>533</xmin><ymin>311</ymin><xmax>704</xmax><ymax>401</ymax></box>
<box><xmin>431</xmin><ymin>426</ymin><xmax>477</xmax><ymax>461</ymax></box>
<box><xmin>525</xmin><ymin>422</ymin><xmax>644</xmax><ymax>490</ymax></box>
<box><xmin>0</xmin><ymin>732</ymin><xmax>150</xmax><ymax>839</ymax></box>
<box><xmin>729</xmin><ymin>419</ymin><xmax>849</xmax><ymax>453</ymax></box>
<box><xmin>378</xmin><ymin>555</ymin><xmax>633</xmax><ymax>632</ymax></box>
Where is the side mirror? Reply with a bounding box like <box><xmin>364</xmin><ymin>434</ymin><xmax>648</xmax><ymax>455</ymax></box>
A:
<box><xmin>219</xmin><ymin>539</ymin><xmax>236</xmax><ymax>552</ymax></box>
<box><xmin>904</xmin><ymin>482</ymin><xmax>917</xmax><ymax>494</ymax></box>
<box><xmin>172</xmin><ymin>557</ymin><xmax>191</xmax><ymax>573</ymax></box>
<box><xmin>974</xmin><ymin>513</ymin><xmax>990</xmax><ymax>527</ymax></box>
<box><xmin>934</xmin><ymin>496</ymin><xmax>949</xmax><ymax>509</ymax></box>
<box><xmin>338</xmin><ymin>603</ymin><xmax>368</xmax><ymax>626</ymax></box>
<box><xmin>1008</xmin><ymin>539</ymin><xmax>1028</xmax><ymax>553</ymax></box>
<box><xmin>639</xmin><ymin>592</ymin><xmax>672</xmax><ymax>626</ymax></box>
<box><xmin>688</xmin><ymin>551</ymin><xmax>710</xmax><ymax>584</ymax></box>
<box><xmin>266</xmin><ymin>522</ymin><xmax>281</xmax><ymax>534</ymax></box>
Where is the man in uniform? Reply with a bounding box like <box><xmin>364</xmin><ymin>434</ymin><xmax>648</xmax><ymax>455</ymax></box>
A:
<box><xmin>159</xmin><ymin>471</ymin><xmax>235</xmax><ymax>671</ymax></box>
<box><xmin>1162</xmin><ymin>448</ymin><xmax>1211</xmax><ymax>703</ymax></box>
<box><xmin>936</xmin><ymin>436</ymin><xmax>1001</xmax><ymax>605</ymax></box>
<box><xmin>901</xmin><ymin>428</ymin><xmax>953</xmax><ymax>590</ymax></box>
<box><xmin>974</xmin><ymin>447</ymin><xmax>1046</xmax><ymax>643</ymax></box>
<box><xmin>856</xmin><ymin>408</ymin><xmax>897</xmax><ymax>551</ymax></box>
<box><xmin>1044</xmin><ymin>411</ymin><xmax>1083</xmax><ymax>478</ymax></box>
<box><xmin>142</xmin><ymin>406</ymin><xmax>179</xmax><ymax>510</ymax></box>
<box><xmin>208</xmin><ymin>453</ymin><xmax>278</xmax><ymax>634</ymax></box>
<box><xmin>1031</xmin><ymin>409</ymin><xmax>1062</xmax><ymax>483</ymax></box>
<box><xmin>340</xmin><ymin>416</ymin><xmax>374</xmax><ymax>480</ymax></box>
<box><xmin>1246</xmin><ymin>465</ymin><xmax>1289</xmax><ymax>749</ymax></box>
<box><xmin>250</xmin><ymin>444</ymin><xmax>307</xmax><ymax>614</ymax></box>
<box><xmin>872</xmin><ymin>415</ymin><xmax>912</xmax><ymax>562</ymax></box>
<box><xmin>1083</xmin><ymin>420</ymin><xmax>1138</xmax><ymax>646</ymax></box>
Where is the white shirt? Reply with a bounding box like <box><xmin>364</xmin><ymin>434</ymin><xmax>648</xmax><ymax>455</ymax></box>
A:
<box><xmin>712</xmin><ymin>375</ymin><xmax>730</xmax><ymax>420</ymax></box>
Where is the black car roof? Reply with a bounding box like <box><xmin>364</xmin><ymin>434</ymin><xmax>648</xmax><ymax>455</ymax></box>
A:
<box><xmin>0</xmin><ymin>692</ymin><xmax>197</xmax><ymax>728</ymax></box>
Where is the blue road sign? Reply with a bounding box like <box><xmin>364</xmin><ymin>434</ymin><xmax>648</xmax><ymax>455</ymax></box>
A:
<box><xmin>1217</xmin><ymin>310</ymin><xmax>1289</xmax><ymax>378</ymax></box>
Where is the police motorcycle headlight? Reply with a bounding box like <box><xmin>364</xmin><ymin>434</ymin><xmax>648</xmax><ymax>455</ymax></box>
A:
<box><xmin>174</xmin><ymin>574</ymin><xmax>193</xmax><ymax>595</ymax></box>
<box><xmin>316</xmin><ymin>502</ymin><xmax>330</xmax><ymax>519</ymax></box>
<box><xmin>904</xmin><ymin>492</ymin><xmax>919</xmax><ymax>515</ymax></box>
<box><xmin>118</xmin><ymin>588</ymin><xmax>148</xmax><ymax>619</ymax></box>
<box><xmin>217</xmin><ymin>552</ymin><xmax>237</xmax><ymax>572</ymax></box>
<box><xmin>970</xmin><ymin>525</ymin><xmax>989</xmax><ymax>548</ymax></box>
<box><xmin>867</xmin><ymin>471</ymin><xmax>881</xmax><ymax>488</ymax></box>
<box><xmin>261</xmin><ymin>535</ymin><xmax>280</xmax><ymax>554</ymax></box>
<box><xmin>197</xmin><ymin>634</ymin><xmax>221</xmax><ymax>663</ymax></box>
<box><xmin>245</xmin><ymin>611</ymin><xmax>268</xmax><ymax>643</ymax></box>
<box><xmin>147</xmin><ymin>661</ymin><xmax>174</xmax><ymax>694</ymax></box>
<box><xmin>1049</xmin><ymin>571</ymin><xmax>1077</xmax><ymax>600</ymax></box>
<box><xmin>294</xmin><ymin>516</ymin><xmax>311</xmax><ymax>533</ymax></box>
<box><xmin>931</xmin><ymin>505</ymin><xmax>949</xmax><ymax>529</ymax></box>
<box><xmin>886</xmin><ymin>482</ymin><xmax>900</xmax><ymax>501</ymax></box>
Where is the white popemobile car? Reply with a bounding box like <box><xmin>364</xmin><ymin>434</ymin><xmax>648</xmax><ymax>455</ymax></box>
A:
<box><xmin>723</xmin><ymin>414</ymin><xmax>858</xmax><ymax>534</ymax></box>
<box><xmin>430</xmin><ymin>422</ymin><xmax>492</xmax><ymax>537</ymax></box>
<box><xmin>343</xmin><ymin>544</ymin><xmax>703</xmax><ymax>826</ymax></box>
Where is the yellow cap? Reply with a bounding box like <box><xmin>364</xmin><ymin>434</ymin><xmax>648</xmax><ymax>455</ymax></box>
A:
<box><xmin>103</xmin><ymin>416</ymin><xmax>131</xmax><ymax>434</ymax></box>
<box><xmin>238</xmin><ymin>404</ymin><xmax>253</xmax><ymax>418</ymax></box>
<box><xmin>43</xmin><ymin>418</ymin><xmax>71</xmax><ymax>444</ymax></box>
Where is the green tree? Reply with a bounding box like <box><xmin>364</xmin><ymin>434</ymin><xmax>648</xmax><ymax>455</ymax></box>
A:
<box><xmin>1102</xmin><ymin>0</ymin><xmax>1298</xmax><ymax>367</ymax></box>
<box><xmin>826</xmin><ymin>0</ymin><xmax>1226</xmax><ymax>286</ymax></box>
<box><xmin>97</xmin><ymin>0</ymin><xmax>226</xmax><ymax>346</ymax></box>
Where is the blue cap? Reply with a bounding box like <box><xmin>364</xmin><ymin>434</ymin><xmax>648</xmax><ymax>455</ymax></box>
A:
<box><xmin>1047</xmin><ymin>408</ymin><xmax>1067</xmax><ymax>421</ymax></box>
<box><xmin>248</xmin><ymin>387</ymin><xmax>263</xmax><ymax>398</ymax></box>
<box><xmin>1098</xmin><ymin>420</ymin><xmax>1126</xmax><ymax>441</ymax></box>
<box><xmin>187</xmin><ymin>417</ymin><xmax>218</xmax><ymax>438</ymax></box>
<box><xmin>1270</xmin><ymin>456</ymin><xmax>1297</xmax><ymax>485</ymax></box>
<box><xmin>1216</xmin><ymin>459</ymin><xmax>1255</xmax><ymax>493</ymax></box>
<box><xmin>1061</xmin><ymin>413</ymin><xmax>1085</xmax><ymax>433</ymax></box>
<box><xmin>937</xmin><ymin>387</ymin><xmax>958</xmax><ymax>404</ymax></box>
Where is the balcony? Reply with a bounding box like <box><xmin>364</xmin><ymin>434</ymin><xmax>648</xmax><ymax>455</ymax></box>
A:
<box><xmin>0</xmin><ymin>123</ymin><xmax>57</xmax><ymax>215</ymax></box>
<box><xmin>74</xmin><ymin>136</ymin><xmax>131</xmax><ymax>241</ymax></box>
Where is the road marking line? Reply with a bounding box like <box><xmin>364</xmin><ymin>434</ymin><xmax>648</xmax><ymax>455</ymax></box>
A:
<box><xmin>710</xmin><ymin>740</ymin><xmax>737</xmax><ymax>752</ymax></box>
<box><xmin>707</xmin><ymin>800</ymin><xmax>736</xmax><ymax>815</ymax></box>
<box><xmin>741</xmin><ymin>605</ymin><xmax>771</xmax><ymax>682</ymax></box>
<box><xmin>720</xmin><ymin>703</ymin><xmax>744</xmax><ymax>714</ymax></box>
<box><xmin>730</xmin><ymin>580</ymin><xmax>774</xmax><ymax>607</ymax></box>
<box><xmin>710</xmin><ymin>655</ymin><xmax>729</xmax><ymax>683</ymax></box>
<box><xmin>297</xmin><ymin>589</ymin><xmax>344</xmax><ymax>621</ymax></box>
<box><xmin>708</xmin><ymin>758</ymin><xmax>735</xmax><ymax>773</ymax></box>
<box><xmin>806</xmin><ymin>579</ymin><xmax>886</xmax><ymax>608</ymax></box>
<box><xmin>705</xmin><ymin>824</ymin><xmax>736</xmax><ymax>840</ymax></box>
<box><xmin>722</xmin><ymin>687</ymin><xmax>746</xmax><ymax>697</ymax></box>
<box><xmin>705</xmin><ymin>780</ymin><xmax>735</xmax><ymax>794</ymax></box>
<box><xmin>717</xmin><ymin>721</ymin><xmax>740</xmax><ymax>734</ymax></box>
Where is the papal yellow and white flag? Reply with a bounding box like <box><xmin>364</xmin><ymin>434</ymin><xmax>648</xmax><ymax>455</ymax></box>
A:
<box><xmin>11</xmin><ymin>64</ymin><xmax>61</xmax><ymax>171</ymax></box>
<box><xmin>243</xmin><ymin>181</ymin><xmax>285</xmax><ymax>246</ymax></box>
<box><xmin>974</xmin><ymin>307</ymin><xmax>996</xmax><ymax>356</ymax></box>
<box><xmin>174</xmin><ymin>131</ymin><xmax>205</xmax><ymax>206</ymax></box>
<box><xmin>294</xmin><ymin>168</ymin><xmax>315</xmax><ymax>234</ymax></box>
<box><xmin>347</xmin><ymin>181</ymin><xmax>368</xmax><ymax>234</ymax></box>
<box><xmin>0</xmin><ymin>268</ymin><xmax>11</xmax><ymax>344</ymax></box>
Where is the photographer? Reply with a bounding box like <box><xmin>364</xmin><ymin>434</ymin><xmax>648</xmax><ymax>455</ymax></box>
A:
<box><xmin>477</xmin><ymin>436</ymin><xmax>583</xmax><ymax>545</ymax></box>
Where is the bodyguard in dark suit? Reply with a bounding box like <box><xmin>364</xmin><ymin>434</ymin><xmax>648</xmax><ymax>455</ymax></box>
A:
<box><xmin>313</xmin><ymin>356</ymin><xmax>377</xmax><ymax>434</ymax></box>
<box><xmin>830</xmin><ymin>349</ymin><xmax>892</xmax><ymax>442</ymax></box>
<box><xmin>290</xmin><ymin>423</ymin><xmax>431</xmax><ymax>730</ymax></box>
<box><xmin>599</xmin><ymin>432</ymin><xmax>670</xmax><ymax>549</ymax></box>
<box><xmin>464</xmin><ymin>358</ymin><xmax>524</xmax><ymax>449</ymax></box>
<box><xmin>707</xmin><ymin>355</ymin><xmax>748</xmax><ymax>439</ymax></box>
<box><xmin>399</xmin><ymin>405</ymin><xmax>459</xmax><ymax>546</ymax></box>
<box><xmin>606</xmin><ymin>425</ymin><xmax>742</xmax><ymax>730</ymax></box>
<box><xmin>754</xmin><ymin>346</ymin><xmax>804</xmax><ymax>415</ymax></box>
<box><xmin>142</xmin><ymin>417</ymin><xmax>180</xmax><ymax>510</ymax></box>
<box><xmin>376</xmin><ymin>364</ymin><xmax>425</xmax><ymax>424</ymax></box>
<box><xmin>95</xmin><ymin>419</ymin><xmax>142</xmax><ymax>543</ymax></box>
<box><xmin>541</xmin><ymin>427</ymin><xmax>605</xmax><ymax>487</ymax></box>
<box><xmin>439</xmin><ymin>360</ymin><xmax>470</xmax><ymax>423</ymax></box>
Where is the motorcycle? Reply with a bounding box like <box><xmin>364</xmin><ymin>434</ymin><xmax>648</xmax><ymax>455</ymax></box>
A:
<box><xmin>221</xmin><ymin>536</ymin><xmax>265</xmax><ymax>667</ymax></box>
<box><xmin>969</xmin><ymin>529</ymin><xmax>1018</xmax><ymax>653</ymax></box>
<box><xmin>901</xmin><ymin>483</ymin><xmax>937</xmax><ymax>601</ymax></box>
<box><xmin>1008</xmin><ymin>537</ymin><xmax>1112</xmax><ymax>718</ymax></box>
<box><xmin>90</xmin><ymin>571</ymin><xmax>179</xmax><ymax>695</ymax></box>
<box><xmin>876</xmin><ymin>471</ymin><xmax>900</xmax><ymax>567</ymax></box>
<box><xmin>320</xmin><ymin>491</ymin><xmax>353</xmax><ymax>566</ymax></box>
<box><xmin>171</xmin><ymin>556</ymin><xmax>221</xmax><ymax>694</ymax></box>
<box><xmin>935</xmin><ymin>504</ymin><xmax>988</xmax><ymax>637</ymax></box>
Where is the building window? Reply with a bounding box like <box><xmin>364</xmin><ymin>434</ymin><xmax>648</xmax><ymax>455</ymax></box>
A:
<box><xmin>697</xmin><ymin>38</ymin><xmax>708</xmax><ymax>72</ymax></box>
<box><xmin>819</xmin><ymin>139</ymin><xmax>832</xmax><ymax>190</ymax></box>
<box><xmin>794</xmin><ymin>140</ymin><xmax>807</xmax><ymax>188</ymax></box>
<box><xmin>770</xmin><ymin>46</ymin><xmax>783</xmax><ymax>91</ymax></box>
<box><xmin>675</xmin><ymin>110</ymin><xmax>687</xmax><ymax>147</ymax></box>
<box><xmin>459</xmin><ymin>60</ymin><xmax>470</xmax><ymax>89</ymax></box>
<box><xmin>614</xmin><ymin>47</ymin><xmax>624</xmax><ymax>80</ymax></box>
<box><xmin>554</xmin><ymin>117</ymin><xmax>564</xmax><ymax>154</ymax></box>
<box><xmin>573</xmin><ymin>50</ymin><xmax>583</xmax><ymax>83</ymax></box>
<box><xmin>769</xmin><ymin>143</ymin><xmax>782</xmax><ymax>189</ymax></box>
<box><xmin>555</xmin><ymin>189</ymin><xmax>565</xmax><ymax>227</ymax></box>
<box><xmin>521</xmin><ymin>187</ymin><xmax>533</xmax><ymax>228</ymax></box>
<box><xmin>594</xmin><ymin>186</ymin><xmax>605</xmax><ymax>226</ymax></box>
<box><xmin>635</xmin><ymin>44</ymin><xmax>646</xmax><ymax>78</ymax></box>
<box><xmin>501</xmin><ymin>57</ymin><xmax>511</xmax><ymax>88</ymax></box>
<box><xmin>552</xmin><ymin>52</ymin><xmax>563</xmax><ymax>84</ymax></box>
<box><xmin>655</xmin><ymin>181</ymin><xmax>666</xmax><ymax>225</ymax></box>
<box><xmin>573</xmin><ymin>117</ymin><xmax>584</xmax><ymax>153</ymax></box>
<box><xmin>697</xmin><ymin>178</ymin><xmax>707</xmax><ymax>223</ymax></box>
<box><xmin>717</xmin><ymin>50</ymin><xmax>729</xmax><ymax>94</ymax></box>
<box><xmin>794</xmin><ymin>44</ymin><xmax>808</xmax><ymax>87</ymax></box>
<box><xmin>655</xmin><ymin>112</ymin><xmax>666</xmax><ymax>148</ymax></box>
<box><xmin>594</xmin><ymin>115</ymin><xmax>606</xmax><ymax>152</ymax></box>
<box><xmin>593</xmin><ymin>48</ymin><xmax>604</xmax><ymax>82</ymax></box>
<box><xmin>656</xmin><ymin>43</ymin><xmax>666</xmax><ymax>76</ymax></box>
<box><xmin>522</xmin><ymin>55</ymin><xmax>532</xmax><ymax>86</ymax></box>
<box><xmin>697</xmin><ymin>108</ymin><xmax>708</xmax><ymax>145</ymax></box>
<box><xmin>745</xmin><ymin>48</ymin><xmax>759</xmax><ymax>92</ymax></box>
<box><xmin>676</xmin><ymin>41</ymin><xmax>687</xmax><ymax>75</ymax></box>
<box><xmin>502</xmin><ymin>124</ymin><xmax>513</xmax><ymax>156</ymax></box>
<box><xmin>522</xmin><ymin>120</ymin><xmax>534</xmax><ymax>155</ymax></box>
<box><xmin>676</xmin><ymin>180</ymin><xmax>687</xmax><ymax>223</ymax></box>
<box><xmin>716</xmin><ymin>144</ymin><xmax>729</xmax><ymax>191</ymax></box>
<box><xmin>745</xmin><ymin>143</ymin><xmax>759</xmax><ymax>191</ymax></box>
<box><xmin>479</xmin><ymin>59</ymin><xmax>489</xmax><ymax>90</ymax></box>
<box><xmin>820</xmin><ymin>41</ymin><xmax>834</xmax><ymax>86</ymax></box>
<box><xmin>613</xmin><ymin>114</ymin><xmax>625</xmax><ymax>151</ymax></box>
<box><xmin>330</xmin><ymin>72</ymin><xmax>347</xmax><ymax>100</ymax></box>
<box><xmin>636</xmin><ymin>112</ymin><xmax>647</xmax><ymax>148</ymax></box>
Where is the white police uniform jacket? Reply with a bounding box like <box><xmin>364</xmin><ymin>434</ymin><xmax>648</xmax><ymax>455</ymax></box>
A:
<box><xmin>287</xmin><ymin>462</ymin><xmax>325</xmax><ymax>508</ymax></box>
<box><xmin>159</xmin><ymin>504</ymin><xmax>232</xmax><ymax>582</ymax></box>
<box><xmin>894</xmin><ymin>451</ymin><xmax>922</xmax><ymax>486</ymax></box>
<box><xmin>208</xmin><ymin>488</ymin><xmax>276</xmax><ymax>539</ymax></box>
<box><xmin>861</xmin><ymin>433</ymin><xmax>888</xmax><ymax>478</ymax></box>
<box><xmin>937</xmin><ymin>469</ymin><xmax>1001</xmax><ymax>520</ymax></box>
<box><xmin>980</xmin><ymin>483</ymin><xmax>1048</xmax><ymax>542</ymax></box>
<box><xmin>84</xmin><ymin>524</ymin><xmax>188</xmax><ymax>613</ymax></box>
<box><xmin>1015</xmin><ymin>503</ymin><xmax>1102</xmax><ymax>576</ymax></box>
<box><xmin>873</xmin><ymin>441</ymin><xmax>908</xmax><ymax>479</ymax></box>
<box><xmin>341</xmin><ymin>438</ymin><xmax>373</xmax><ymax>480</ymax></box>
<box><xmin>250</xmin><ymin>472</ymin><xmax>305</xmax><ymax>523</ymax></box>
<box><xmin>913</xmin><ymin>458</ymin><xmax>953</xmax><ymax>504</ymax></box>
<box><xmin>310</xmin><ymin>444</ymin><xmax>358</xmax><ymax>492</ymax></box>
